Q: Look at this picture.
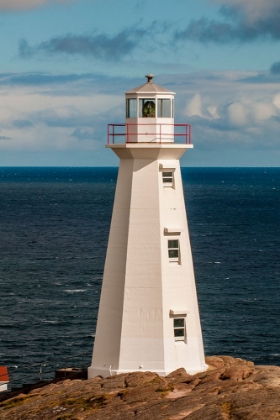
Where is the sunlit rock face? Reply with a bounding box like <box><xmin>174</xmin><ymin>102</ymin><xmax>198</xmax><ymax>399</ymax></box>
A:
<box><xmin>2</xmin><ymin>356</ymin><xmax>280</xmax><ymax>419</ymax></box>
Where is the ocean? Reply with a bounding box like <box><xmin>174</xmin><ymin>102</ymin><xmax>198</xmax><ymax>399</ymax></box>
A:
<box><xmin>0</xmin><ymin>167</ymin><xmax>280</xmax><ymax>387</ymax></box>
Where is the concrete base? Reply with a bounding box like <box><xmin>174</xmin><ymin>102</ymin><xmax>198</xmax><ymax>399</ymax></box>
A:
<box><xmin>88</xmin><ymin>364</ymin><xmax>208</xmax><ymax>379</ymax></box>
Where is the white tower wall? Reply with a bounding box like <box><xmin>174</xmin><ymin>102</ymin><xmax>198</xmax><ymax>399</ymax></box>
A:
<box><xmin>88</xmin><ymin>144</ymin><xmax>207</xmax><ymax>378</ymax></box>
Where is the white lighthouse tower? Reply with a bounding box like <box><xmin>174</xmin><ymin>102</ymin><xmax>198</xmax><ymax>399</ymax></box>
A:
<box><xmin>88</xmin><ymin>75</ymin><xmax>207</xmax><ymax>378</ymax></box>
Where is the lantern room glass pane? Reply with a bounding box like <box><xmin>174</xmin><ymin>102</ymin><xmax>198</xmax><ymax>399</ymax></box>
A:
<box><xmin>126</xmin><ymin>99</ymin><xmax>137</xmax><ymax>118</ymax></box>
<box><xmin>139</xmin><ymin>99</ymin><xmax>155</xmax><ymax>118</ymax></box>
<box><xmin>157</xmin><ymin>99</ymin><xmax>171</xmax><ymax>118</ymax></box>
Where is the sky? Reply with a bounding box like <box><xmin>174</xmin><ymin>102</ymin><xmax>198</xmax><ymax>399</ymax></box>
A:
<box><xmin>1</xmin><ymin>0</ymin><xmax>280</xmax><ymax>167</ymax></box>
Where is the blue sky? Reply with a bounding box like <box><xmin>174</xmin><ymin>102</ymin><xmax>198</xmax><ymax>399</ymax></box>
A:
<box><xmin>1</xmin><ymin>0</ymin><xmax>280</xmax><ymax>167</ymax></box>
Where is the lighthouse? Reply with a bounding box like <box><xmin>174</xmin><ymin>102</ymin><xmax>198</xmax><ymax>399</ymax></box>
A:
<box><xmin>88</xmin><ymin>75</ymin><xmax>207</xmax><ymax>377</ymax></box>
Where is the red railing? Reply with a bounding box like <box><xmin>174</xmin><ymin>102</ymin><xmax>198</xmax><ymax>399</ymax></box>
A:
<box><xmin>107</xmin><ymin>123</ymin><xmax>192</xmax><ymax>145</ymax></box>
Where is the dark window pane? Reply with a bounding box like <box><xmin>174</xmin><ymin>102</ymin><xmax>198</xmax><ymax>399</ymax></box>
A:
<box><xmin>168</xmin><ymin>240</ymin><xmax>179</xmax><ymax>249</ymax></box>
<box><xmin>174</xmin><ymin>329</ymin><xmax>184</xmax><ymax>337</ymax></box>
<box><xmin>139</xmin><ymin>99</ymin><xmax>155</xmax><ymax>118</ymax></box>
<box><xmin>169</xmin><ymin>250</ymin><xmax>179</xmax><ymax>258</ymax></box>
<box><xmin>163</xmin><ymin>178</ymin><xmax>173</xmax><ymax>183</ymax></box>
<box><xmin>163</xmin><ymin>172</ymin><xmax>173</xmax><ymax>177</ymax></box>
<box><xmin>174</xmin><ymin>319</ymin><xmax>184</xmax><ymax>328</ymax></box>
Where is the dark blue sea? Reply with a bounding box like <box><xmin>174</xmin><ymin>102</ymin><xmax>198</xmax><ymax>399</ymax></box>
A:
<box><xmin>1</xmin><ymin>167</ymin><xmax>280</xmax><ymax>387</ymax></box>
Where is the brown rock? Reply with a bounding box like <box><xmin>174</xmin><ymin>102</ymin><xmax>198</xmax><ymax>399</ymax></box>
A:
<box><xmin>220</xmin><ymin>363</ymin><xmax>254</xmax><ymax>381</ymax></box>
<box><xmin>165</xmin><ymin>368</ymin><xmax>192</xmax><ymax>384</ymax></box>
<box><xmin>1</xmin><ymin>357</ymin><xmax>280</xmax><ymax>419</ymax></box>
<box><xmin>124</xmin><ymin>371</ymin><xmax>159</xmax><ymax>387</ymax></box>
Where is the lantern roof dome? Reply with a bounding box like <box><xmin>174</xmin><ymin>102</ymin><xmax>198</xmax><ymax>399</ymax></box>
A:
<box><xmin>125</xmin><ymin>74</ymin><xmax>175</xmax><ymax>95</ymax></box>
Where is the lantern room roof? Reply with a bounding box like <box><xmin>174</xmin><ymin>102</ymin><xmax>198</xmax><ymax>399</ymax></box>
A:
<box><xmin>125</xmin><ymin>74</ymin><xmax>175</xmax><ymax>95</ymax></box>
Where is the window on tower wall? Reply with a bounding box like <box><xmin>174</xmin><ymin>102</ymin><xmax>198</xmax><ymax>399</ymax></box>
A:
<box><xmin>139</xmin><ymin>99</ymin><xmax>155</xmax><ymax>118</ymax></box>
<box><xmin>157</xmin><ymin>99</ymin><xmax>172</xmax><ymax>118</ymax></box>
<box><xmin>174</xmin><ymin>318</ymin><xmax>185</xmax><ymax>341</ymax></box>
<box><xmin>162</xmin><ymin>171</ymin><xmax>174</xmax><ymax>187</ymax></box>
<box><xmin>126</xmin><ymin>99</ymin><xmax>137</xmax><ymax>118</ymax></box>
<box><xmin>168</xmin><ymin>239</ymin><xmax>180</xmax><ymax>263</ymax></box>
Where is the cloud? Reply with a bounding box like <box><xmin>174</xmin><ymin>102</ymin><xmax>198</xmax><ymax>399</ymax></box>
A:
<box><xmin>0</xmin><ymin>72</ymin><xmax>140</xmax><ymax>100</ymax></box>
<box><xmin>161</xmin><ymin>70</ymin><xmax>280</xmax><ymax>154</ymax></box>
<box><xmin>227</xmin><ymin>102</ymin><xmax>248</xmax><ymax>126</ymax></box>
<box><xmin>175</xmin><ymin>0</ymin><xmax>280</xmax><ymax>43</ymax></box>
<box><xmin>19</xmin><ymin>27</ymin><xmax>148</xmax><ymax>61</ymax></box>
<box><xmin>0</xmin><ymin>0</ymin><xmax>72</xmax><ymax>11</ymax></box>
<box><xmin>13</xmin><ymin>119</ymin><xmax>33</xmax><ymax>128</ymax></box>
<box><xmin>0</xmin><ymin>72</ymin><xmax>91</xmax><ymax>87</ymax></box>
<box><xmin>2</xmin><ymin>69</ymin><xmax>280</xmax><ymax>166</ymax></box>
<box><xmin>70</xmin><ymin>128</ymin><xmax>95</xmax><ymax>141</ymax></box>
<box><xmin>0</xmin><ymin>72</ymin><xmax>124</xmax><ymax>156</ymax></box>
<box><xmin>270</xmin><ymin>62</ymin><xmax>280</xmax><ymax>75</ymax></box>
<box><xmin>186</xmin><ymin>93</ymin><xmax>203</xmax><ymax>117</ymax></box>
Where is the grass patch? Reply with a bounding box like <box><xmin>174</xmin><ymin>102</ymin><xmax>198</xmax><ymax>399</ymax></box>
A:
<box><xmin>64</xmin><ymin>393</ymin><xmax>114</xmax><ymax>412</ymax></box>
<box><xmin>1</xmin><ymin>395</ymin><xmax>36</xmax><ymax>410</ymax></box>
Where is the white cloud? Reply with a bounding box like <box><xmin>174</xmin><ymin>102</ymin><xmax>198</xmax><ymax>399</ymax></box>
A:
<box><xmin>0</xmin><ymin>82</ymin><xmax>122</xmax><ymax>153</ymax></box>
<box><xmin>185</xmin><ymin>94</ymin><xmax>202</xmax><ymax>117</ymax></box>
<box><xmin>174</xmin><ymin>71</ymin><xmax>280</xmax><ymax>151</ymax></box>
<box><xmin>2</xmin><ymin>70</ymin><xmax>280</xmax><ymax>165</ymax></box>
<box><xmin>273</xmin><ymin>93</ymin><xmax>280</xmax><ymax>109</ymax></box>
<box><xmin>207</xmin><ymin>105</ymin><xmax>219</xmax><ymax>119</ymax></box>
<box><xmin>227</xmin><ymin>102</ymin><xmax>248</xmax><ymax>126</ymax></box>
<box><xmin>0</xmin><ymin>0</ymin><xmax>73</xmax><ymax>11</ymax></box>
<box><xmin>250</xmin><ymin>101</ymin><xmax>276</xmax><ymax>122</ymax></box>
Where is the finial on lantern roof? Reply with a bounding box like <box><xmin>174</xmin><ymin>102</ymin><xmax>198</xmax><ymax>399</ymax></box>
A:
<box><xmin>145</xmin><ymin>74</ymin><xmax>154</xmax><ymax>83</ymax></box>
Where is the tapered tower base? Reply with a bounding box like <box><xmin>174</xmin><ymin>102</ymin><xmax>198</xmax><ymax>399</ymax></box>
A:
<box><xmin>88</xmin><ymin>144</ymin><xmax>207</xmax><ymax>378</ymax></box>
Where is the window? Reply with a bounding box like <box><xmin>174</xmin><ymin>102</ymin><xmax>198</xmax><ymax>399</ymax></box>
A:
<box><xmin>126</xmin><ymin>99</ymin><xmax>137</xmax><ymax>118</ymax></box>
<box><xmin>174</xmin><ymin>318</ymin><xmax>185</xmax><ymax>341</ymax></box>
<box><xmin>162</xmin><ymin>171</ymin><xmax>173</xmax><ymax>187</ymax></box>
<box><xmin>157</xmin><ymin>99</ymin><xmax>171</xmax><ymax>118</ymax></box>
<box><xmin>139</xmin><ymin>99</ymin><xmax>155</xmax><ymax>118</ymax></box>
<box><xmin>168</xmin><ymin>239</ymin><xmax>179</xmax><ymax>262</ymax></box>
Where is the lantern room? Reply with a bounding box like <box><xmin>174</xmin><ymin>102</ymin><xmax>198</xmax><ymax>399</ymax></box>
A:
<box><xmin>125</xmin><ymin>74</ymin><xmax>175</xmax><ymax>143</ymax></box>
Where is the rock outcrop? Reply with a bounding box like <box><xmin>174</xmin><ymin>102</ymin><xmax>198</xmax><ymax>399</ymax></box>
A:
<box><xmin>1</xmin><ymin>356</ymin><xmax>280</xmax><ymax>419</ymax></box>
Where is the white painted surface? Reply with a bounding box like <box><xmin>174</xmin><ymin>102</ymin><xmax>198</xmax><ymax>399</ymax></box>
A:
<box><xmin>88</xmin><ymin>143</ymin><xmax>207</xmax><ymax>378</ymax></box>
<box><xmin>0</xmin><ymin>383</ymin><xmax>8</xmax><ymax>392</ymax></box>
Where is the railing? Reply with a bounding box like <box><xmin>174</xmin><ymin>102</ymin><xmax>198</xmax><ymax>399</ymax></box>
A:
<box><xmin>107</xmin><ymin>123</ymin><xmax>192</xmax><ymax>145</ymax></box>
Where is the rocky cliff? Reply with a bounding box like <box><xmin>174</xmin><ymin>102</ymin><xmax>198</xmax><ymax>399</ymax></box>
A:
<box><xmin>1</xmin><ymin>356</ymin><xmax>280</xmax><ymax>419</ymax></box>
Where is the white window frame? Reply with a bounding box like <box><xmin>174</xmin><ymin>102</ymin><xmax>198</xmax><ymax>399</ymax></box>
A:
<box><xmin>159</xmin><ymin>164</ymin><xmax>175</xmax><ymax>189</ymax></box>
<box><xmin>168</xmin><ymin>239</ymin><xmax>180</xmax><ymax>263</ymax></box>
<box><xmin>162</xmin><ymin>171</ymin><xmax>174</xmax><ymax>187</ymax></box>
<box><xmin>173</xmin><ymin>317</ymin><xmax>186</xmax><ymax>341</ymax></box>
